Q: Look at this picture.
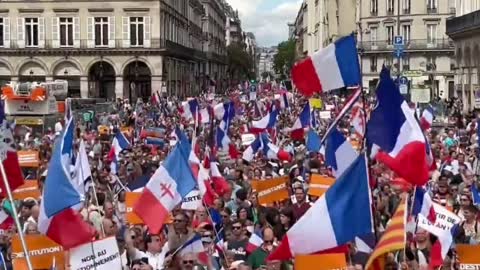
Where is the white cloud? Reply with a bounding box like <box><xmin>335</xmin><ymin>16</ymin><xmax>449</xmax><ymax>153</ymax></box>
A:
<box><xmin>226</xmin><ymin>0</ymin><xmax>301</xmax><ymax>47</ymax></box>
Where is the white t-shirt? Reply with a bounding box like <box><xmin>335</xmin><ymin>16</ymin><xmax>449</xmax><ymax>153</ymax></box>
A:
<box><xmin>134</xmin><ymin>242</ymin><xmax>169</xmax><ymax>270</ymax></box>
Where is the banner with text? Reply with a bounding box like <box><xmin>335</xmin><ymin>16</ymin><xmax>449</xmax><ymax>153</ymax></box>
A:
<box><xmin>251</xmin><ymin>177</ymin><xmax>289</xmax><ymax>205</ymax></box>
<box><xmin>457</xmin><ymin>244</ymin><xmax>480</xmax><ymax>268</ymax></box>
<box><xmin>295</xmin><ymin>253</ymin><xmax>347</xmax><ymax>270</ymax></box>
<box><xmin>308</xmin><ymin>175</ymin><xmax>335</xmax><ymax>197</ymax></box>
<box><xmin>125</xmin><ymin>192</ymin><xmax>143</xmax><ymax>224</ymax></box>
<box><xmin>12</xmin><ymin>234</ymin><xmax>65</xmax><ymax>270</ymax></box>
<box><xmin>69</xmin><ymin>237</ymin><xmax>122</xmax><ymax>270</ymax></box>
<box><xmin>181</xmin><ymin>189</ymin><xmax>203</xmax><ymax>210</ymax></box>
<box><xmin>13</xmin><ymin>180</ymin><xmax>41</xmax><ymax>200</ymax></box>
<box><xmin>417</xmin><ymin>203</ymin><xmax>461</xmax><ymax>237</ymax></box>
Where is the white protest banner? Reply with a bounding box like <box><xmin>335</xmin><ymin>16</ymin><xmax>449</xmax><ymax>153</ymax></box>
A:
<box><xmin>241</xmin><ymin>134</ymin><xmax>256</xmax><ymax>146</ymax></box>
<box><xmin>417</xmin><ymin>203</ymin><xmax>461</xmax><ymax>237</ymax></box>
<box><xmin>181</xmin><ymin>189</ymin><xmax>202</xmax><ymax>210</ymax></box>
<box><xmin>69</xmin><ymin>237</ymin><xmax>122</xmax><ymax>270</ymax></box>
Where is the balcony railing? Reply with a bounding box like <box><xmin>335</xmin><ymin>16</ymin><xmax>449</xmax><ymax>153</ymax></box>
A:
<box><xmin>358</xmin><ymin>39</ymin><xmax>454</xmax><ymax>52</ymax></box>
<box><xmin>427</xmin><ymin>7</ymin><xmax>438</xmax><ymax>14</ymax></box>
<box><xmin>447</xmin><ymin>9</ymin><xmax>480</xmax><ymax>36</ymax></box>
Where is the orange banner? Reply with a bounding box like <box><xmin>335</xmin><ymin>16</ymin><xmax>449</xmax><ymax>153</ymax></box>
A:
<box><xmin>126</xmin><ymin>192</ymin><xmax>144</xmax><ymax>225</ymax></box>
<box><xmin>17</xmin><ymin>150</ymin><xmax>40</xmax><ymax>168</ymax></box>
<box><xmin>12</xmin><ymin>234</ymin><xmax>65</xmax><ymax>270</ymax></box>
<box><xmin>13</xmin><ymin>180</ymin><xmax>41</xmax><ymax>200</ymax></box>
<box><xmin>251</xmin><ymin>177</ymin><xmax>289</xmax><ymax>205</ymax></box>
<box><xmin>457</xmin><ymin>244</ymin><xmax>480</xmax><ymax>266</ymax></box>
<box><xmin>308</xmin><ymin>174</ymin><xmax>335</xmax><ymax>197</ymax></box>
<box><xmin>295</xmin><ymin>253</ymin><xmax>347</xmax><ymax>270</ymax></box>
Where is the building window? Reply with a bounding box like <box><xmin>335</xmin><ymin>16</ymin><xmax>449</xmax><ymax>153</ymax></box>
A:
<box><xmin>427</xmin><ymin>24</ymin><xmax>437</xmax><ymax>45</ymax></box>
<box><xmin>370</xmin><ymin>56</ymin><xmax>377</xmax><ymax>72</ymax></box>
<box><xmin>427</xmin><ymin>0</ymin><xmax>438</xmax><ymax>13</ymax></box>
<box><xmin>130</xmin><ymin>17</ymin><xmax>144</xmax><ymax>46</ymax></box>
<box><xmin>370</xmin><ymin>27</ymin><xmax>377</xmax><ymax>45</ymax></box>
<box><xmin>0</xmin><ymin>18</ymin><xmax>3</xmax><ymax>47</ymax></box>
<box><xmin>427</xmin><ymin>56</ymin><xmax>437</xmax><ymax>71</ymax></box>
<box><xmin>402</xmin><ymin>56</ymin><xmax>410</xmax><ymax>70</ymax></box>
<box><xmin>385</xmin><ymin>56</ymin><xmax>393</xmax><ymax>68</ymax></box>
<box><xmin>402</xmin><ymin>24</ymin><xmax>411</xmax><ymax>44</ymax></box>
<box><xmin>403</xmin><ymin>0</ymin><xmax>411</xmax><ymax>13</ymax></box>
<box><xmin>59</xmin><ymin>17</ymin><xmax>74</xmax><ymax>47</ymax></box>
<box><xmin>25</xmin><ymin>18</ymin><xmax>39</xmax><ymax>47</ymax></box>
<box><xmin>94</xmin><ymin>17</ymin><xmax>109</xmax><ymax>47</ymax></box>
<box><xmin>387</xmin><ymin>0</ymin><xmax>395</xmax><ymax>15</ymax></box>
<box><xmin>386</xmin><ymin>25</ymin><xmax>394</xmax><ymax>45</ymax></box>
<box><xmin>371</xmin><ymin>0</ymin><xmax>378</xmax><ymax>14</ymax></box>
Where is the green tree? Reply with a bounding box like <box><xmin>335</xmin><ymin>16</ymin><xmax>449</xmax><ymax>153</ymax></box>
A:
<box><xmin>273</xmin><ymin>40</ymin><xmax>296</xmax><ymax>79</ymax></box>
<box><xmin>227</xmin><ymin>42</ymin><xmax>254</xmax><ymax>81</ymax></box>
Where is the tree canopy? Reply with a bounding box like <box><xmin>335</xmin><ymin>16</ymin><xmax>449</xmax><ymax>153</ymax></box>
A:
<box><xmin>273</xmin><ymin>40</ymin><xmax>296</xmax><ymax>79</ymax></box>
<box><xmin>227</xmin><ymin>42</ymin><xmax>254</xmax><ymax>81</ymax></box>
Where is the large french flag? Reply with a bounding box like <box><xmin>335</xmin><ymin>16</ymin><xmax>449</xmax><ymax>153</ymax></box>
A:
<box><xmin>250</xmin><ymin>108</ymin><xmax>279</xmax><ymax>133</ymax></box>
<box><xmin>134</xmin><ymin>144</ymin><xmax>197</xmax><ymax>234</ymax></box>
<box><xmin>268</xmin><ymin>154</ymin><xmax>373</xmax><ymax>260</ymax></box>
<box><xmin>420</xmin><ymin>105</ymin><xmax>434</xmax><ymax>131</ymax></box>
<box><xmin>243</xmin><ymin>133</ymin><xmax>291</xmax><ymax>162</ymax></box>
<box><xmin>108</xmin><ymin>130</ymin><xmax>131</xmax><ymax>174</ymax></box>
<box><xmin>324</xmin><ymin>129</ymin><xmax>358</xmax><ymax>177</ymax></box>
<box><xmin>291</xmin><ymin>34</ymin><xmax>361</xmax><ymax>97</ymax></box>
<box><xmin>412</xmin><ymin>187</ymin><xmax>436</xmax><ymax>223</ymax></box>
<box><xmin>38</xmin><ymin>117</ymin><xmax>95</xmax><ymax>249</ymax></box>
<box><xmin>366</xmin><ymin>67</ymin><xmax>429</xmax><ymax>186</ymax></box>
<box><xmin>289</xmin><ymin>103</ymin><xmax>311</xmax><ymax>140</ymax></box>
<box><xmin>429</xmin><ymin>224</ymin><xmax>459</xmax><ymax>269</ymax></box>
<box><xmin>181</xmin><ymin>99</ymin><xmax>200</xmax><ymax>120</ymax></box>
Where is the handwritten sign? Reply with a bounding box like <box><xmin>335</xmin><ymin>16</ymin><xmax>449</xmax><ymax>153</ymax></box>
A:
<box><xmin>12</xmin><ymin>234</ymin><xmax>65</xmax><ymax>270</ymax></box>
<box><xmin>17</xmin><ymin>150</ymin><xmax>39</xmax><ymax>168</ymax></box>
<box><xmin>417</xmin><ymin>203</ymin><xmax>461</xmax><ymax>237</ymax></box>
<box><xmin>181</xmin><ymin>189</ymin><xmax>202</xmax><ymax>210</ymax></box>
<box><xmin>69</xmin><ymin>237</ymin><xmax>121</xmax><ymax>270</ymax></box>
<box><xmin>13</xmin><ymin>180</ymin><xmax>41</xmax><ymax>200</ymax></box>
<box><xmin>295</xmin><ymin>253</ymin><xmax>347</xmax><ymax>270</ymax></box>
<box><xmin>457</xmin><ymin>244</ymin><xmax>480</xmax><ymax>267</ymax></box>
<box><xmin>251</xmin><ymin>177</ymin><xmax>289</xmax><ymax>205</ymax></box>
<box><xmin>308</xmin><ymin>175</ymin><xmax>335</xmax><ymax>197</ymax></box>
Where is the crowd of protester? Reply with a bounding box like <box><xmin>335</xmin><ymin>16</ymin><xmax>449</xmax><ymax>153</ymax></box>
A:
<box><xmin>2</xmin><ymin>85</ymin><xmax>480</xmax><ymax>270</ymax></box>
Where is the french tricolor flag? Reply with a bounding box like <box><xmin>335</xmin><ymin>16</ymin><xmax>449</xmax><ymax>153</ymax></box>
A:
<box><xmin>179</xmin><ymin>234</ymin><xmax>209</xmax><ymax>265</ymax></box>
<box><xmin>420</xmin><ymin>105</ymin><xmax>434</xmax><ymax>131</ymax></box>
<box><xmin>324</xmin><ymin>128</ymin><xmax>358</xmax><ymax>177</ymax></box>
<box><xmin>242</xmin><ymin>133</ymin><xmax>291</xmax><ymax>162</ymax></box>
<box><xmin>108</xmin><ymin>130</ymin><xmax>131</xmax><ymax>174</ymax></box>
<box><xmin>181</xmin><ymin>99</ymin><xmax>200</xmax><ymax>121</ymax></box>
<box><xmin>250</xmin><ymin>108</ymin><xmax>279</xmax><ymax>133</ymax></box>
<box><xmin>291</xmin><ymin>34</ymin><xmax>361</xmax><ymax>97</ymax></box>
<box><xmin>134</xmin><ymin>144</ymin><xmax>197</xmax><ymax>234</ymax></box>
<box><xmin>246</xmin><ymin>232</ymin><xmax>263</xmax><ymax>253</ymax></box>
<box><xmin>275</xmin><ymin>92</ymin><xmax>293</xmax><ymax>109</ymax></box>
<box><xmin>412</xmin><ymin>187</ymin><xmax>436</xmax><ymax>223</ymax></box>
<box><xmin>366</xmin><ymin>67</ymin><xmax>429</xmax><ymax>186</ymax></box>
<box><xmin>289</xmin><ymin>103</ymin><xmax>311</xmax><ymax>140</ymax></box>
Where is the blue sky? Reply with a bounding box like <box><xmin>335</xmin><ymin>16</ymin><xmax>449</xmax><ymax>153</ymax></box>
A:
<box><xmin>226</xmin><ymin>0</ymin><xmax>302</xmax><ymax>47</ymax></box>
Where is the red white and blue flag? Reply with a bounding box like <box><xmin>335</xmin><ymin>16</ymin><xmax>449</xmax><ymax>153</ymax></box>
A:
<box><xmin>134</xmin><ymin>143</ymin><xmax>197</xmax><ymax>234</ymax></box>
<box><xmin>108</xmin><ymin>130</ymin><xmax>131</xmax><ymax>174</ymax></box>
<box><xmin>412</xmin><ymin>187</ymin><xmax>437</xmax><ymax>223</ymax></box>
<box><xmin>38</xmin><ymin>117</ymin><xmax>95</xmax><ymax>249</ymax></box>
<box><xmin>0</xmin><ymin>100</ymin><xmax>24</xmax><ymax>197</ymax></box>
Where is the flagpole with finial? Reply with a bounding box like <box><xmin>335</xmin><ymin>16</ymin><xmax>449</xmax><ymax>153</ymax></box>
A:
<box><xmin>0</xmin><ymin>162</ymin><xmax>34</xmax><ymax>270</ymax></box>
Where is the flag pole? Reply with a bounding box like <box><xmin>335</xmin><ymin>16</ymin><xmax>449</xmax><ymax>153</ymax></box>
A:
<box><xmin>0</xmin><ymin>162</ymin><xmax>34</xmax><ymax>270</ymax></box>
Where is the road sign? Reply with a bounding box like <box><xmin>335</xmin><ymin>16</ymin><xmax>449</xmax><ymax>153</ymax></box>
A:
<box><xmin>394</xmin><ymin>36</ymin><xmax>404</xmax><ymax>46</ymax></box>
<box><xmin>399</xmin><ymin>76</ymin><xmax>408</xmax><ymax>85</ymax></box>
<box><xmin>394</xmin><ymin>48</ymin><xmax>403</xmax><ymax>58</ymax></box>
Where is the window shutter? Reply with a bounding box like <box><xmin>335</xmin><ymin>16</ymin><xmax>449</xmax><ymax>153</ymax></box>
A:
<box><xmin>38</xmin><ymin>17</ymin><xmax>45</xmax><ymax>48</ymax></box>
<box><xmin>74</xmin><ymin>17</ymin><xmax>80</xmax><ymax>48</ymax></box>
<box><xmin>3</xmin><ymin>18</ymin><xmax>10</xmax><ymax>48</ymax></box>
<box><xmin>17</xmin><ymin>18</ymin><xmax>25</xmax><ymax>48</ymax></box>
<box><xmin>144</xmin><ymin>16</ymin><xmax>151</xmax><ymax>48</ymax></box>
<box><xmin>87</xmin><ymin>17</ymin><xmax>94</xmax><ymax>48</ymax></box>
<box><xmin>122</xmin><ymin>17</ymin><xmax>129</xmax><ymax>48</ymax></box>
<box><xmin>52</xmin><ymin>17</ymin><xmax>59</xmax><ymax>48</ymax></box>
<box><xmin>108</xmin><ymin>16</ymin><xmax>115</xmax><ymax>48</ymax></box>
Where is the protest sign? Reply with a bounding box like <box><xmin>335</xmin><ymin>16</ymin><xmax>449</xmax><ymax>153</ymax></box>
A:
<box><xmin>251</xmin><ymin>177</ymin><xmax>289</xmax><ymax>205</ymax></box>
<box><xmin>181</xmin><ymin>189</ymin><xmax>203</xmax><ymax>210</ymax></box>
<box><xmin>308</xmin><ymin>175</ymin><xmax>335</xmax><ymax>197</ymax></box>
<box><xmin>241</xmin><ymin>134</ymin><xmax>256</xmax><ymax>146</ymax></box>
<box><xmin>69</xmin><ymin>237</ymin><xmax>121</xmax><ymax>270</ymax></box>
<box><xmin>457</xmin><ymin>244</ymin><xmax>480</xmax><ymax>268</ymax></box>
<box><xmin>13</xmin><ymin>180</ymin><xmax>41</xmax><ymax>200</ymax></box>
<box><xmin>309</xmin><ymin>98</ymin><xmax>323</xmax><ymax>109</ymax></box>
<box><xmin>417</xmin><ymin>203</ymin><xmax>461</xmax><ymax>237</ymax></box>
<box><xmin>125</xmin><ymin>192</ymin><xmax>144</xmax><ymax>225</ymax></box>
<box><xmin>12</xmin><ymin>234</ymin><xmax>65</xmax><ymax>270</ymax></box>
<box><xmin>295</xmin><ymin>253</ymin><xmax>347</xmax><ymax>270</ymax></box>
<box><xmin>18</xmin><ymin>150</ymin><xmax>40</xmax><ymax>168</ymax></box>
